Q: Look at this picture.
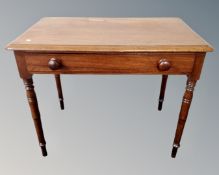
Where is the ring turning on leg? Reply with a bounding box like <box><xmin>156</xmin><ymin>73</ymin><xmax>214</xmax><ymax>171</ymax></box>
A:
<box><xmin>171</xmin><ymin>78</ymin><xmax>196</xmax><ymax>158</ymax></box>
<box><xmin>23</xmin><ymin>78</ymin><xmax>47</xmax><ymax>157</ymax></box>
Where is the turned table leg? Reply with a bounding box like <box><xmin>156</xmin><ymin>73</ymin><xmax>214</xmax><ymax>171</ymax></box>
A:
<box><xmin>171</xmin><ymin>77</ymin><xmax>197</xmax><ymax>158</ymax></box>
<box><xmin>23</xmin><ymin>78</ymin><xmax>47</xmax><ymax>156</ymax></box>
<box><xmin>158</xmin><ymin>75</ymin><xmax>168</xmax><ymax>111</ymax></box>
<box><xmin>55</xmin><ymin>74</ymin><xmax>64</xmax><ymax>110</ymax></box>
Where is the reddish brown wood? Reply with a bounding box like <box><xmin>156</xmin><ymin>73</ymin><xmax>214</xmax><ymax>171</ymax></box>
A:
<box><xmin>25</xmin><ymin>52</ymin><xmax>195</xmax><ymax>74</ymax></box>
<box><xmin>7</xmin><ymin>18</ymin><xmax>213</xmax><ymax>157</ymax></box>
<box><xmin>190</xmin><ymin>53</ymin><xmax>206</xmax><ymax>80</ymax></box>
<box><xmin>55</xmin><ymin>74</ymin><xmax>64</xmax><ymax>110</ymax></box>
<box><xmin>158</xmin><ymin>75</ymin><xmax>168</xmax><ymax>111</ymax></box>
<box><xmin>14</xmin><ymin>51</ymin><xmax>31</xmax><ymax>79</ymax></box>
<box><xmin>6</xmin><ymin>17</ymin><xmax>213</xmax><ymax>52</ymax></box>
<box><xmin>23</xmin><ymin>78</ymin><xmax>47</xmax><ymax>156</ymax></box>
<box><xmin>171</xmin><ymin>53</ymin><xmax>206</xmax><ymax>158</ymax></box>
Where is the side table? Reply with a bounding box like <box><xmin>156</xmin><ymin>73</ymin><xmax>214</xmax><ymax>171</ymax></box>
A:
<box><xmin>6</xmin><ymin>17</ymin><xmax>213</xmax><ymax>157</ymax></box>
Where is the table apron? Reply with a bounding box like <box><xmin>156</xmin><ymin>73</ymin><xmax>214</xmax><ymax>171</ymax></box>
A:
<box><xmin>24</xmin><ymin>53</ymin><xmax>196</xmax><ymax>74</ymax></box>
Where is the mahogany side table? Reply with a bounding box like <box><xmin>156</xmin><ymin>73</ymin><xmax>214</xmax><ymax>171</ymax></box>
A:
<box><xmin>6</xmin><ymin>17</ymin><xmax>213</xmax><ymax>158</ymax></box>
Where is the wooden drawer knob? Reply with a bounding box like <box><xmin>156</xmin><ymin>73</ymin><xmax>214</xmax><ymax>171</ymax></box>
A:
<box><xmin>48</xmin><ymin>58</ymin><xmax>62</xmax><ymax>70</ymax></box>
<box><xmin>157</xmin><ymin>59</ymin><xmax>171</xmax><ymax>71</ymax></box>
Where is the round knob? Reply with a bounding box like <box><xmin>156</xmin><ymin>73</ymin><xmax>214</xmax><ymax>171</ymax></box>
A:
<box><xmin>157</xmin><ymin>59</ymin><xmax>171</xmax><ymax>71</ymax></box>
<box><xmin>48</xmin><ymin>58</ymin><xmax>62</xmax><ymax>70</ymax></box>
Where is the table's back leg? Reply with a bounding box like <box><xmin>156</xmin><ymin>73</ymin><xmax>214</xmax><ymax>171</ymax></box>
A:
<box><xmin>55</xmin><ymin>74</ymin><xmax>64</xmax><ymax>110</ymax></box>
<box><xmin>158</xmin><ymin>75</ymin><xmax>168</xmax><ymax>111</ymax></box>
<box><xmin>23</xmin><ymin>78</ymin><xmax>47</xmax><ymax>156</ymax></box>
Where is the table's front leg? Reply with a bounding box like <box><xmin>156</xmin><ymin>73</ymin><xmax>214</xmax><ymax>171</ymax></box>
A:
<box><xmin>14</xmin><ymin>51</ymin><xmax>47</xmax><ymax>156</ymax></box>
<box><xmin>171</xmin><ymin>77</ymin><xmax>196</xmax><ymax>158</ymax></box>
<box><xmin>171</xmin><ymin>53</ymin><xmax>205</xmax><ymax>158</ymax></box>
<box><xmin>23</xmin><ymin>78</ymin><xmax>47</xmax><ymax>156</ymax></box>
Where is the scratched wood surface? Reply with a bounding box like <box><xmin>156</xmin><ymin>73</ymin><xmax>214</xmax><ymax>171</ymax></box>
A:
<box><xmin>6</xmin><ymin>17</ymin><xmax>213</xmax><ymax>52</ymax></box>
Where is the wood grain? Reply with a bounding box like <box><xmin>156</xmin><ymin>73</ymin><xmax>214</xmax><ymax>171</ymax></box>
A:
<box><xmin>14</xmin><ymin>51</ymin><xmax>31</xmax><ymax>79</ymax></box>
<box><xmin>8</xmin><ymin>18</ymin><xmax>213</xmax><ymax>158</ymax></box>
<box><xmin>24</xmin><ymin>52</ymin><xmax>196</xmax><ymax>74</ymax></box>
<box><xmin>6</xmin><ymin>17</ymin><xmax>213</xmax><ymax>52</ymax></box>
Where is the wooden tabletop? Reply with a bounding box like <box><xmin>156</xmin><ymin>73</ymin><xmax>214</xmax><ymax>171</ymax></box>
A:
<box><xmin>6</xmin><ymin>17</ymin><xmax>213</xmax><ymax>52</ymax></box>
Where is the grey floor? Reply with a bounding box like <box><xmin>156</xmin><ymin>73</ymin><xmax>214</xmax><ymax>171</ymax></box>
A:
<box><xmin>0</xmin><ymin>0</ymin><xmax>219</xmax><ymax>174</ymax></box>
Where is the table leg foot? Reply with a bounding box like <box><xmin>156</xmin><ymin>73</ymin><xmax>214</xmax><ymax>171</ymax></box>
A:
<box><xmin>40</xmin><ymin>144</ymin><xmax>48</xmax><ymax>157</ymax></box>
<box><xmin>171</xmin><ymin>144</ymin><xmax>179</xmax><ymax>158</ymax></box>
<box><xmin>158</xmin><ymin>99</ymin><xmax>163</xmax><ymax>111</ymax></box>
<box><xmin>60</xmin><ymin>99</ymin><xmax>64</xmax><ymax>110</ymax></box>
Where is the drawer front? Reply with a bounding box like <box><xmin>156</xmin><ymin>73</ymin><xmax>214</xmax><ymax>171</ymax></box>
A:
<box><xmin>25</xmin><ymin>53</ymin><xmax>195</xmax><ymax>74</ymax></box>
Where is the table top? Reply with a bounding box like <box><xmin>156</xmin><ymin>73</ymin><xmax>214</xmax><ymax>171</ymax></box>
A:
<box><xmin>6</xmin><ymin>17</ymin><xmax>213</xmax><ymax>52</ymax></box>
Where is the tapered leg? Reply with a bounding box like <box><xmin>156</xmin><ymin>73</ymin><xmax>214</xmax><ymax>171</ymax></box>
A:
<box><xmin>158</xmin><ymin>75</ymin><xmax>168</xmax><ymax>111</ymax></box>
<box><xmin>171</xmin><ymin>78</ymin><xmax>196</xmax><ymax>158</ymax></box>
<box><xmin>23</xmin><ymin>78</ymin><xmax>47</xmax><ymax>156</ymax></box>
<box><xmin>55</xmin><ymin>74</ymin><xmax>64</xmax><ymax>110</ymax></box>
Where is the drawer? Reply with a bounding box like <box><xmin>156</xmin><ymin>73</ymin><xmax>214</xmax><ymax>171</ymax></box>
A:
<box><xmin>25</xmin><ymin>53</ymin><xmax>195</xmax><ymax>74</ymax></box>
